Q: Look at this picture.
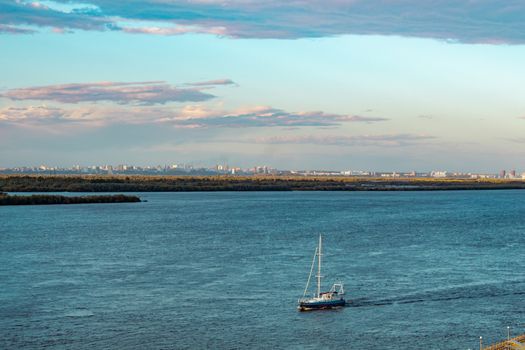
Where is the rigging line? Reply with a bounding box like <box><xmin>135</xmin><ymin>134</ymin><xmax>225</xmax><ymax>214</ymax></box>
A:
<box><xmin>303</xmin><ymin>247</ymin><xmax>318</xmax><ymax>298</ymax></box>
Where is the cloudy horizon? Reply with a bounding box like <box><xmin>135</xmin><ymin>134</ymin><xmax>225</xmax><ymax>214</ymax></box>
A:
<box><xmin>1</xmin><ymin>1</ymin><xmax>525</xmax><ymax>172</ymax></box>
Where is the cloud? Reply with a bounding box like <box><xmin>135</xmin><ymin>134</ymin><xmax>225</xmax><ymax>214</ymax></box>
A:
<box><xmin>252</xmin><ymin>134</ymin><xmax>437</xmax><ymax>147</ymax></box>
<box><xmin>0</xmin><ymin>105</ymin><xmax>71</xmax><ymax>124</ymax></box>
<box><xmin>185</xmin><ymin>79</ymin><xmax>237</xmax><ymax>87</ymax></box>
<box><xmin>0</xmin><ymin>104</ymin><xmax>173</xmax><ymax>127</ymax></box>
<box><xmin>0</xmin><ymin>104</ymin><xmax>387</xmax><ymax>129</ymax></box>
<box><xmin>163</xmin><ymin>106</ymin><xmax>389</xmax><ymax>128</ymax></box>
<box><xmin>0</xmin><ymin>24</ymin><xmax>35</xmax><ymax>34</ymax></box>
<box><xmin>0</xmin><ymin>0</ymin><xmax>116</xmax><ymax>33</ymax></box>
<box><xmin>1</xmin><ymin>81</ymin><xmax>216</xmax><ymax>104</ymax></box>
<box><xmin>2</xmin><ymin>1</ymin><xmax>525</xmax><ymax>43</ymax></box>
<box><xmin>121</xmin><ymin>24</ymin><xmax>228</xmax><ymax>36</ymax></box>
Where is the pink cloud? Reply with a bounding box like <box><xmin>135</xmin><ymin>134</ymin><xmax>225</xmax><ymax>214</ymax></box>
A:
<box><xmin>2</xmin><ymin>81</ymin><xmax>216</xmax><ymax>105</ymax></box>
<box><xmin>0</xmin><ymin>104</ymin><xmax>388</xmax><ymax>129</ymax></box>
<box><xmin>122</xmin><ymin>25</ymin><xmax>228</xmax><ymax>36</ymax></box>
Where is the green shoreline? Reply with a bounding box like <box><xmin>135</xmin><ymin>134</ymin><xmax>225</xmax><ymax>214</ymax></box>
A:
<box><xmin>0</xmin><ymin>192</ymin><xmax>141</xmax><ymax>206</ymax></box>
<box><xmin>1</xmin><ymin>174</ymin><xmax>525</xmax><ymax>192</ymax></box>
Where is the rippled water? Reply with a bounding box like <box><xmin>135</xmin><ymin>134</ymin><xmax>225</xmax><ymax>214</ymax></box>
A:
<box><xmin>1</xmin><ymin>191</ymin><xmax>525</xmax><ymax>349</ymax></box>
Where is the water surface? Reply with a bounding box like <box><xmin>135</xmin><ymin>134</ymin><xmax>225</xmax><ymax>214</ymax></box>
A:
<box><xmin>1</xmin><ymin>191</ymin><xmax>524</xmax><ymax>349</ymax></box>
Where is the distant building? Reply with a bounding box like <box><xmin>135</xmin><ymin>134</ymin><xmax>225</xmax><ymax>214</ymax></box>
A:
<box><xmin>499</xmin><ymin>170</ymin><xmax>506</xmax><ymax>178</ymax></box>
<box><xmin>431</xmin><ymin>171</ymin><xmax>449</xmax><ymax>178</ymax></box>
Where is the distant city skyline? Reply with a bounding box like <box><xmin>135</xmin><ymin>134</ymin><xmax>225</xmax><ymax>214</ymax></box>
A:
<box><xmin>2</xmin><ymin>162</ymin><xmax>524</xmax><ymax>179</ymax></box>
<box><xmin>1</xmin><ymin>1</ymin><xmax>525</xmax><ymax>172</ymax></box>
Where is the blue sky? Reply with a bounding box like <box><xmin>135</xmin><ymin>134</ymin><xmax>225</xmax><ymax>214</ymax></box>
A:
<box><xmin>1</xmin><ymin>1</ymin><xmax>525</xmax><ymax>171</ymax></box>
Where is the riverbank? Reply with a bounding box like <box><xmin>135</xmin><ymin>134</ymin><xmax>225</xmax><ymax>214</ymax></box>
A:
<box><xmin>0</xmin><ymin>192</ymin><xmax>141</xmax><ymax>206</ymax></box>
<box><xmin>1</xmin><ymin>174</ymin><xmax>524</xmax><ymax>192</ymax></box>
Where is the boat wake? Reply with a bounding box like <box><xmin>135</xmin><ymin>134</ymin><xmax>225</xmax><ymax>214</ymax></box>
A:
<box><xmin>348</xmin><ymin>280</ymin><xmax>525</xmax><ymax>308</ymax></box>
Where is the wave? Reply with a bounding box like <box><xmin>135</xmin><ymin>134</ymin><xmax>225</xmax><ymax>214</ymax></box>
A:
<box><xmin>348</xmin><ymin>280</ymin><xmax>525</xmax><ymax>307</ymax></box>
<box><xmin>64</xmin><ymin>308</ymin><xmax>94</xmax><ymax>318</ymax></box>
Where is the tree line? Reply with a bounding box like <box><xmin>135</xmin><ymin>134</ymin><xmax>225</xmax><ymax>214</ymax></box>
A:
<box><xmin>1</xmin><ymin>175</ymin><xmax>525</xmax><ymax>192</ymax></box>
<box><xmin>0</xmin><ymin>192</ymin><xmax>141</xmax><ymax>206</ymax></box>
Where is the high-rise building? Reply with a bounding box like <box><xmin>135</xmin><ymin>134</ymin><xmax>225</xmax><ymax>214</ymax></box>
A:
<box><xmin>499</xmin><ymin>170</ymin><xmax>506</xmax><ymax>178</ymax></box>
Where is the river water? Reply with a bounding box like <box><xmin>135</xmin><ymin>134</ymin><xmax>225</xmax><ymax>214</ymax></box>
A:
<box><xmin>1</xmin><ymin>191</ymin><xmax>524</xmax><ymax>349</ymax></box>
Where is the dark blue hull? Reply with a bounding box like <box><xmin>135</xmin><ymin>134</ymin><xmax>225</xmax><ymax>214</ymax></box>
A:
<box><xmin>298</xmin><ymin>299</ymin><xmax>346</xmax><ymax>311</ymax></box>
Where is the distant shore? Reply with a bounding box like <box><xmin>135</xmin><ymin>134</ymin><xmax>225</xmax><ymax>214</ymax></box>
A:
<box><xmin>0</xmin><ymin>192</ymin><xmax>141</xmax><ymax>206</ymax></box>
<box><xmin>1</xmin><ymin>174</ymin><xmax>525</xmax><ymax>192</ymax></box>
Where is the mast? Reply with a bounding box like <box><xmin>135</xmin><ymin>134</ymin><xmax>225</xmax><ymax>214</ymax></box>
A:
<box><xmin>317</xmin><ymin>234</ymin><xmax>322</xmax><ymax>298</ymax></box>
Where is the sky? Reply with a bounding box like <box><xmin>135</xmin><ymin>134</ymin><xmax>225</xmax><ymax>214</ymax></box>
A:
<box><xmin>1</xmin><ymin>0</ymin><xmax>525</xmax><ymax>172</ymax></box>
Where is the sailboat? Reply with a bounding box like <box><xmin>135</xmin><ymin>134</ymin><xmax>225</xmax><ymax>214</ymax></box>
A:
<box><xmin>298</xmin><ymin>234</ymin><xmax>346</xmax><ymax>311</ymax></box>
